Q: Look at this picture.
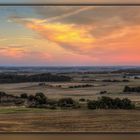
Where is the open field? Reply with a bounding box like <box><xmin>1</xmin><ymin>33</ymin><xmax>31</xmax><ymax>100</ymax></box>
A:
<box><xmin>0</xmin><ymin>72</ymin><xmax>140</xmax><ymax>132</ymax></box>
<box><xmin>0</xmin><ymin>73</ymin><xmax>140</xmax><ymax>102</ymax></box>
<box><xmin>0</xmin><ymin>108</ymin><xmax>140</xmax><ymax>132</ymax></box>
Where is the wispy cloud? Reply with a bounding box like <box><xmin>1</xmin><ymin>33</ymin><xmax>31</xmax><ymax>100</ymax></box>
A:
<box><xmin>46</xmin><ymin>7</ymin><xmax>94</xmax><ymax>22</ymax></box>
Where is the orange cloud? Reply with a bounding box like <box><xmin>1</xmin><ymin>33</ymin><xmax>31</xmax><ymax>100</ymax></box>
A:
<box><xmin>11</xmin><ymin>17</ymin><xmax>96</xmax><ymax>53</ymax></box>
<box><xmin>10</xmin><ymin>16</ymin><xmax>140</xmax><ymax>65</ymax></box>
<box><xmin>0</xmin><ymin>45</ymin><xmax>54</xmax><ymax>65</ymax></box>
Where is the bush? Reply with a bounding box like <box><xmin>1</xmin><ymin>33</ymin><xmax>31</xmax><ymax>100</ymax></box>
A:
<box><xmin>69</xmin><ymin>84</ymin><xmax>93</xmax><ymax>88</ymax></box>
<box><xmin>123</xmin><ymin>86</ymin><xmax>140</xmax><ymax>92</ymax></box>
<box><xmin>79</xmin><ymin>98</ymin><xmax>86</xmax><ymax>102</ymax></box>
<box><xmin>20</xmin><ymin>93</ymin><xmax>28</xmax><ymax>99</ymax></box>
<box><xmin>38</xmin><ymin>82</ymin><xmax>46</xmax><ymax>86</ymax></box>
<box><xmin>14</xmin><ymin>99</ymin><xmax>24</xmax><ymax>105</ymax></box>
<box><xmin>134</xmin><ymin>76</ymin><xmax>140</xmax><ymax>79</ymax></box>
<box><xmin>0</xmin><ymin>91</ymin><xmax>6</xmax><ymax>97</ymax></box>
<box><xmin>113</xmin><ymin>98</ymin><xmax>123</xmax><ymax>109</ymax></box>
<box><xmin>49</xmin><ymin>105</ymin><xmax>57</xmax><ymax>109</ymax></box>
<box><xmin>122</xmin><ymin>79</ymin><xmax>129</xmax><ymax>82</ymax></box>
<box><xmin>123</xmin><ymin>86</ymin><xmax>131</xmax><ymax>92</ymax></box>
<box><xmin>58</xmin><ymin>98</ymin><xmax>74</xmax><ymax>108</ymax></box>
<box><xmin>88</xmin><ymin>100</ymin><xmax>98</xmax><ymax>109</ymax></box>
<box><xmin>57</xmin><ymin>85</ymin><xmax>62</xmax><ymax>88</ymax></box>
<box><xmin>47</xmin><ymin>99</ymin><xmax>58</xmax><ymax>106</ymax></box>
<box><xmin>28</xmin><ymin>95</ymin><xmax>35</xmax><ymax>101</ymax></box>
<box><xmin>100</xmin><ymin>91</ymin><xmax>107</xmax><ymax>94</ymax></box>
<box><xmin>58</xmin><ymin>98</ymin><xmax>80</xmax><ymax>108</ymax></box>
<box><xmin>121</xmin><ymin>98</ymin><xmax>135</xmax><ymax>109</ymax></box>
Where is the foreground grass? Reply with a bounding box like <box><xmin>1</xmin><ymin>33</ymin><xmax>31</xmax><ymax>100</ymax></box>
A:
<box><xmin>0</xmin><ymin>106</ymin><xmax>139</xmax><ymax>114</ymax></box>
<box><xmin>0</xmin><ymin>107</ymin><xmax>49</xmax><ymax>114</ymax></box>
<box><xmin>0</xmin><ymin>109</ymin><xmax>140</xmax><ymax>132</ymax></box>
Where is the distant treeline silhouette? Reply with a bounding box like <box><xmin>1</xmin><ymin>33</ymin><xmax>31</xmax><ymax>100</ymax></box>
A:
<box><xmin>112</xmin><ymin>69</ymin><xmax>140</xmax><ymax>74</ymax></box>
<box><xmin>102</xmin><ymin>79</ymin><xmax>129</xmax><ymax>82</ymax></box>
<box><xmin>0</xmin><ymin>73</ymin><xmax>71</xmax><ymax>83</ymax></box>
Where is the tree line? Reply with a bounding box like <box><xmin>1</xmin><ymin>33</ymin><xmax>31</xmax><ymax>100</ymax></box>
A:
<box><xmin>0</xmin><ymin>91</ymin><xmax>135</xmax><ymax>110</ymax></box>
<box><xmin>87</xmin><ymin>96</ymin><xmax>135</xmax><ymax>109</ymax></box>
<box><xmin>0</xmin><ymin>73</ymin><xmax>71</xmax><ymax>83</ymax></box>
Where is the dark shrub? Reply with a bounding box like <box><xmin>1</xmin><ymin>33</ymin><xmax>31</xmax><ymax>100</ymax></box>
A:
<box><xmin>123</xmin><ymin>86</ymin><xmax>140</xmax><ymax>93</ymax></box>
<box><xmin>98</xmin><ymin>96</ymin><xmax>114</xmax><ymax>109</ymax></box>
<box><xmin>58</xmin><ymin>98</ymin><xmax>80</xmax><ymax>108</ymax></box>
<box><xmin>20</xmin><ymin>93</ymin><xmax>28</xmax><ymax>99</ymax></box>
<box><xmin>134</xmin><ymin>76</ymin><xmax>140</xmax><ymax>79</ymax></box>
<box><xmin>100</xmin><ymin>91</ymin><xmax>107</xmax><ymax>94</ymax></box>
<box><xmin>123</xmin><ymin>86</ymin><xmax>131</xmax><ymax>92</ymax></box>
<box><xmin>121</xmin><ymin>98</ymin><xmax>135</xmax><ymax>109</ymax></box>
<box><xmin>49</xmin><ymin>105</ymin><xmax>57</xmax><ymax>109</ymax></box>
<box><xmin>69</xmin><ymin>86</ymin><xmax>74</xmax><ymax>88</ymax></box>
<box><xmin>58</xmin><ymin>98</ymin><xmax>74</xmax><ymax>107</ymax></box>
<box><xmin>28</xmin><ymin>95</ymin><xmax>35</xmax><ymax>101</ymax></box>
<box><xmin>79</xmin><ymin>98</ymin><xmax>86</xmax><ymax>102</ymax></box>
<box><xmin>87</xmin><ymin>100</ymin><xmax>98</xmax><ymax>109</ymax></box>
<box><xmin>47</xmin><ymin>99</ymin><xmax>58</xmax><ymax>106</ymax></box>
<box><xmin>113</xmin><ymin>98</ymin><xmax>123</xmax><ymax>109</ymax></box>
<box><xmin>14</xmin><ymin>99</ymin><xmax>24</xmax><ymax>105</ymax></box>
<box><xmin>0</xmin><ymin>91</ymin><xmax>6</xmax><ymax>97</ymax></box>
<box><xmin>38</xmin><ymin>82</ymin><xmax>46</xmax><ymax>86</ymax></box>
<box><xmin>123</xmin><ymin>75</ymin><xmax>127</xmax><ymax>78</ymax></box>
<box><xmin>69</xmin><ymin>84</ymin><xmax>93</xmax><ymax>88</ymax></box>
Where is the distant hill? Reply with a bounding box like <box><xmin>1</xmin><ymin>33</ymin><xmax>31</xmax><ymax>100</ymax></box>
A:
<box><xmin>0</xmin><ymin>66</ymin><xmax>140</xmax><ymax>73</ymax></box>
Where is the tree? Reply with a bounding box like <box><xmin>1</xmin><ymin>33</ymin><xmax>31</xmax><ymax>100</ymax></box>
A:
<box><xmin>35</xmin><ymin>92</ymin><xmax>47</xmax><ymax>105</ymax></box>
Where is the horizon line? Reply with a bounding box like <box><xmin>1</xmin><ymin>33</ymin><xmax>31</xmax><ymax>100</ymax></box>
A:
<box><xmin>0</xmin><ymin>65</ymin><xmax>140</xmax><ymax>67</ymax></box>
<box><xmin>1</xmin><ymin>3</ymin><xmax>140</xmax><ymax>6</ymax></box>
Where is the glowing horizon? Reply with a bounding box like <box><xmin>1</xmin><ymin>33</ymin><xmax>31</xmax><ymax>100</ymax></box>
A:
<box><xmin>0</xmin><ymin>6</ymin><xmax>140</xmax><ymax>66</ymax></box>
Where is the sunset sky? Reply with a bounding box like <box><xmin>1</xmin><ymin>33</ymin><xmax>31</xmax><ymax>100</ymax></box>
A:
<box><xmin>1</xmin><ymin>0</ymin><xmax>140</xmax><ymax>4</ymax></box>
<box><xmin>0</xmin><ymin>6</ymin><xmax>140</xmax><ymax>66</ymax></box>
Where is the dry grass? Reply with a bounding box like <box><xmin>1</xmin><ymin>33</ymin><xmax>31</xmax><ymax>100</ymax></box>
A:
<box><xmin>0</xmin><ymin>109</ymin><xmax>140</xmax><ymax>132</ymax></box>
<box><xmin>0</xmin><ymin>73</ymin><xmax>140</xmax><ymax>132</ymax></box>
